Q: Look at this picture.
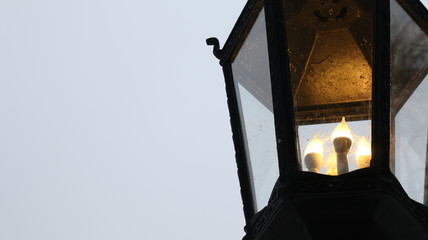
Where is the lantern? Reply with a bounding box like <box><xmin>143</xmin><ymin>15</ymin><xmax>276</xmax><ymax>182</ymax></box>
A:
<box><xmin>207</xmin><ymin>0</ymin><xmax>428</xmax><ymax>239</ymax></box>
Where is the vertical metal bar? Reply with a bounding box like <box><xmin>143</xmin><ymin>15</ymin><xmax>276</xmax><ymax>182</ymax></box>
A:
<box><xmin>264</xmin><ymin>0</ymin><xmax>300</xmax><ymax>179</ymax></box>
<box><xmin>424</xmin><ymin>130</ymin><xmax>428</xmax><ymax>206</ymax></box>
<box><xmin>372</xmin><ymin>0</ymin><xmax>391</xmax><ymax>169</ymax></box>
<box><xmin>390</xmin><ymin>118</ymin><xmax>396</xmax><ymax>173</ymax></box>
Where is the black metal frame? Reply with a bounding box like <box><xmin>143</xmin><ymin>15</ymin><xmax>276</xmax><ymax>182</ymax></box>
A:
<box><xmin>264</xmin><ymin>0</ymin><xmax>300</xmax><ymax>179</ymax></box>
<box><xmin>207</xmin><ymin>0</ymin><xmax>266</xmax><ymax>223</ymax></box>
<box><xmin>372</xmin><ymin>0</ymin><xmax>391</xmax><ymax>169</ymax></box>
<box><xmin>207</xmin><ymin>0</ymin><xmax>428</xmax><ymax>238</ymax></box>
<box><xmin>208</xmin><ymin>0</ymin><xmax>264</xmax><ymax>66</ymax></box>
<box><xmin>402</xmin><ymin>0</ymin><xmax>428</xmax><ymax>31</ymax></box>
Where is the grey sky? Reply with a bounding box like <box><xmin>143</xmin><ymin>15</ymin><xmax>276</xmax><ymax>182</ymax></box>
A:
<box><xmin>1</xmin><ymin>0</ymin><xmax>428</xmax><ymax>240</ymax></box>
<box><xmin>0</xmin><ymin>0</ymin><xmax>246</xmax><ymax>239</ymax></box>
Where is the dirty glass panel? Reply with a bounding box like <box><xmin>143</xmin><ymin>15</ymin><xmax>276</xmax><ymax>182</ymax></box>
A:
<box><xmin>390</xmin><ymin>0</ymin><xmax>428</xmax><ymax>205</ymax></box>
<box><xmin>283</xmin><ymin>0</ymin><xmax>373</xmax><ymax>175</ymax></box>
<box><xmin>231</xmin><ymin>9</ymin><xmax>279</xmax><ymax>212</ymax></box>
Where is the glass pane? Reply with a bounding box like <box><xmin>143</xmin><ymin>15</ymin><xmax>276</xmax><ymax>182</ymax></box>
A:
<box><xmin>283</xmin><ymin>0</ymin><xmax>373</xmax><ymax>175</ymax></box>
<box><xmin>390</xmin><ymin>0</ymin><xmax>428</xmax><ymax>205</ymax></box>
<box><xmin>231</xmin><ymin>9</ymin><xmax>279</xmax><ymax>212</ymax></box>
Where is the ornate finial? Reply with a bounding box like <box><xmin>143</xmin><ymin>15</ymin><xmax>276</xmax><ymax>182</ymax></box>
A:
<box><xmin>206</xmin><ymin>37</ymin><xmax>223</xmax><ymax>60</ymax></box>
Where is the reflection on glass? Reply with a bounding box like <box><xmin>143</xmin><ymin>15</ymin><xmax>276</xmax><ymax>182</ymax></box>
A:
<box><xmin>232</xmin><ymin>9</ymin><xmax>279</xmax><ymax>212</ymax></box>
<box><xmin>390</xmin><ymin>0</ymin><xmax>428</xmax><ymax>205</ymax></box>
<box><xmin>391</xmin><ymin>0</ymin><xmax>428</xmax><ymax>114</ymax></box>
<box><xmin>283</xmin><ymin>0</ymin><xmax>373</xmax><ymax>174</ymax></box>
<box><xmin>394</xmin><ymin>78</ymin><xmax>428</xmax><ymax>203</ymax></box>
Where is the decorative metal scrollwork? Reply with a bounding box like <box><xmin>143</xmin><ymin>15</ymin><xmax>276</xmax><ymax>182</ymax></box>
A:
<box><xmin>206</xmin><ymin>37</ymin><xmax>223</xmax><ymax>60</ymax></box>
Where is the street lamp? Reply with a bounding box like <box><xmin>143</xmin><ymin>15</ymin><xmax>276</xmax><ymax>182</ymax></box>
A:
<box><xmin>208</xmin><ymin>0</ymin><xmax>428</xmax><ymax>239</ymax></box>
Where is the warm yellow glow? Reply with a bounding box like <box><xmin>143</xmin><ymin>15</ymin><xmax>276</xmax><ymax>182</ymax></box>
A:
<box><xmin>304</xmin><ymin>137</ymin><xmax>324</xmax><ymax>156</ymax></box>
<box><xmin>356</xmin><ymin>137</ymin><xmax>371</xmax><ymax>168</ymax></box>
<box><xmin>324</xmin><ymin>154</ymin><xmax>337</xmax><ymax>176</ymax></box>
<box><xmin>331</xmin><ymin>117</ymin><xmax>353</xmax><ymax>142</ymax></box>
<box><xmin>326</xmin><ymin>168</ymin><xmax>338</xmax><ymax>176</ymax></box>
<box><xmin>356</xmin><ymin>137</ymin><xmax>371</xmax><ymax>159</ymax></box>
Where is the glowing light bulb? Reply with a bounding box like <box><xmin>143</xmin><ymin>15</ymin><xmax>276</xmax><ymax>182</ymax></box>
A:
<box><xmin>331</xmin><ymin>117</ymin><xmax>354</xmax><ymax>142</ymax></box>
<box><xmin>331</xmin><ymin>117</ymin><xmax>353</xmax><ymax>175</ymax></box>
<box><xmin>324</xmin><ymin>154</ymin><xmax>338</xmax><ymax>176</ymax></box>
<box><xmin>356</xmin><ymin>137</ymin><xmax>371</xmax><ymax>168</ymax></box>
<box><xmin>304</xmin><ymin>138</ymin><xmax>324</xmax><ymax>156</ymax></box>
<box><xmin>304</xmin><ymin>136</ymin><xmax>324</xmax><ymax>173</ymax></box>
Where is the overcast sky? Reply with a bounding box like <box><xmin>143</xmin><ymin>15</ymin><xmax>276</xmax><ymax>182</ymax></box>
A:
<box><xmin>1</xmin><ymin>1</ymin><xmax>428</xmax><ymax>240</ymax></box>
<box><xmin>0</xmin><ymin>0</ymin><xmax>246</xmax><ymax>239</ymax></box>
